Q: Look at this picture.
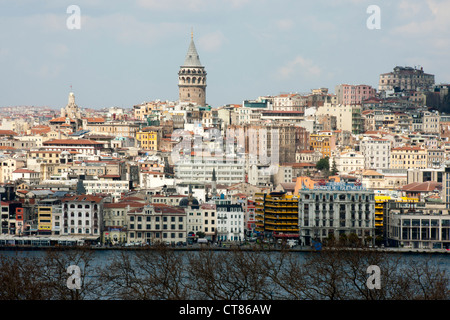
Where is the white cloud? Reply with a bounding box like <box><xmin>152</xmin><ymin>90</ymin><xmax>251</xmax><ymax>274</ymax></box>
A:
<box><xmin>83</xmin><ymin>14</ymin><xmax>185</xmax><ymax>45</ymax></box>
<box><xmin>136</xmin><ymin>0</ymin><xmax>253</xmax><ymax>11</ymax></box>
<box><xmin>198</xmin><ymin>31</ymin><xmax>226</xmax><ymax>52</ymax></box>
<box><xmin>277</xmin><ymin>55</ymin><xmax>322</xmax><ymax>80</ymax></box>
<box><xmin>392</xmin><ymin>0</ymin><xmax>450</xmax><ymax>37</ymax></box>
<box><xmin>276</xmin><ymin>18</ymin><xmax>294</xmax><ymax>31</ymax></box>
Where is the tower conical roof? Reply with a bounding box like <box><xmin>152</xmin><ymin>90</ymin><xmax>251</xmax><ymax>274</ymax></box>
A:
<box><xmin>183</xmin><ymin>34</ymin><xmax>202</xmax><ymax>67</ymax></box>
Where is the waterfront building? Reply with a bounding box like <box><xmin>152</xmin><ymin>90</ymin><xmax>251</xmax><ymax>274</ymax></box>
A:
<box><xmin>61</xmin><ymin>194</ymin><xmax>103</xmax><ymax>238</ymax></box>
<box><xmin>385</xmin><ymin>200</ymin><xmax>450</xmax><ymax>249</ymax></box>
<box><xmin>103</xmin><ymin>201</ymin><xmax>145</xmax><ymax>244</ymax></box>
<box><xmin>297</xmin><ymin>183</ymin><xmax>375</xmax><ymax>246</ymax></box>
<box><xmin>216</xmin><ymin>203</ymin><xmax>245</xmax><ymax>242</ymax></box>
<box><xmin>185</xmin><ymin>203</ymin><xmax>217</xmax><ymax>242</ymax></box>
<box><xmin>254</xmin><ymin>192</ymin><xmax>300</xmax><ymax>241</ymax></box>
<box><xmin>36</xmin><ymin>198</ymin><xmax>62</xmax><ymax>235</ymax></box>
<box><xmin>126</xmin><ymin>204</ymin><xmax>186</xmax><ymax>245</ymax></box>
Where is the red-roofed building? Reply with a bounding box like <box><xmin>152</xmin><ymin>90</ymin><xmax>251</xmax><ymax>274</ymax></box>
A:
<box><xmin>390</xmin><ymin>145</ymin><xmax>427</xmax><ymax>170</ymax></box>
<box><xmin>43</xmin><ymin>138</ymin><xmax>104</xmax><ymax>155</ymax></box>
<box><xmin>0</xmin><ymin>130</ymin><xmax>17</xmax><ymax>137</ymax></box>
<box><xmin>12</xmin><ymin>168</ymin><xmax>40</xmax><ymax>185</ymax></box>
<box><xmin>126</xmin><ymin>204</ymin><xmax>187</xmax><ymax>245</ymax></box>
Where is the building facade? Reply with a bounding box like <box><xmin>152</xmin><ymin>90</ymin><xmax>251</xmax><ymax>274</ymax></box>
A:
<box><xmin>297</xmin><ymin>183</ymin><xmax>375</xmax><ymax>246</ymax></box>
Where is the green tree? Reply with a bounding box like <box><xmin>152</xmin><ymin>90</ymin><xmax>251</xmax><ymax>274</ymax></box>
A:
<box><xmin>331</xmin><ymin>158</ymin><xmax>338</xmax><ymax>175</ymax></box>
<box><xmin>316</xmin><ymin>157</ymin><xmax>330</xmax><ymax>171</ymax></box>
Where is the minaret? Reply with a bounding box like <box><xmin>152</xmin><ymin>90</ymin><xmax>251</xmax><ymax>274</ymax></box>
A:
<box><xmin>178</xmin><ymin>30</ymin><xmax>207</xmax><ymax>106</ymax></box>
<box><xmin>211</xmin><ymin>168</ymin><xmax>217</xmax><ymax>196</ymax></box>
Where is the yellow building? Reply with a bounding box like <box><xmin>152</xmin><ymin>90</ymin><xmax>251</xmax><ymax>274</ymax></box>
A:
<box><xmin>374</xmin><ymin>195</ymin><xmax>419</xmax><ymax>243</ymax></box>
<box><xmin>254</xmin><ymin>192</ymin><xmax>299</xmax><ymax>240</ymax></box>
<box><xmin>136</xmin><ymin>129</ymin><xmax>161</xmax><ymax>151</ymax></box>
<box><xmin>309</xmin><ymin>132</ymin><xmax>336</xmax><ymax>158</ymax></box>
<box><xmin>390</xmin><ymin>146</ymin><xmax>427</xmax><ymax>170</ymax></box>
<box><xmin>38</xmin><ymin>206</ymin><xmax>52</xmax><ymax>234</ymax></box>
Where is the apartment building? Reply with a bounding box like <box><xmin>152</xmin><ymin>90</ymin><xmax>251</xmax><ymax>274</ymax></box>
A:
<box><xmin>186</xmin><ymin>203</ymin><xmax>217</xmax><ymax>241</ymax></box>
<box><xmin>61</xmin><ymin>194</ymin><xmax>103</xmax><ymax>237</ymax></box>
<box><xmin>42</xmin><ymin>139</ymin><xmax>104</xmax><ymax>155</ymax></box>
<box><xmin>295</xmin><ymin>150</ymin><xmax>322</xmax><ymax>164</ymax></box>
<box><xmin>83</xmin><ymin>179</ymin><xmax>130</xmax><ymax>201</ymax></box>
<box><xmin>85</xmin><ymin>121</ymin><xmax>140</xmax><ymax>139</ymax></box>
<box><xmin>331</xmin><ymin>151</ymin><xmax>365</xmax><ymax>175</ymax></box>
<box><xmin>297</xmin><ymin>183</ymin><xmax>375</xmax><ymax>246</ymax></box>
<box><xmin>126</xmin><ymin>204</ymin><xmax>186</xmax><ymax>245</ymax></box>
<box><xmin>136</xmin><ymin>128</ymin><xmax>161</xmax><ymax>151</ymax></box>
<box><xmin>309</xmin><ymin>132</ymin><xmax>336</xmax><ymax>158</ymax></box>
<box><xmin>335</xmin><ymin>84</ymin><xmax>376</xmax><ymax>105</ymax></box>
<box><xmin>216</xmin><ymin>203</ymin><xmax>244</xmax><ymax>242</ymax></box>
<box><xmin>254</xmin><ymin>192</ymin><xmax>300</xmax><ymax>241</ymax></box>
<box><xmin>316</xmin><ymin>103</ymin><xmax>363</xmax><ymax>134</ymax></box>
<box><xmin>390</xmin><ymin>146</ymin><xmax>427</xmax><ymax>170</ymax></box>
<box><xmin>36</xmin><ymin>198</ymin><xmax>62</xmax><ymax>235</ymax></box>
<box><xmin>360</xmin><ymin>137</ymin><xmax>391</xmax><ymax>170</ymax></box>
<box><xmin>0</xmin><ymin>158</ymin><xmax>24</xmax><ymax>183</ymax></box>
<box><xmin>11</xmin><ymin>168</ymin><xmax>40</xmax><ymax>186</ymax></box>
<box><xmin>174</xmin><ymin>156</ymin><xmax>245</xmax><ymax>186</ymax></box>
<box><xmin>272</xmin><ymin>93</ymin><xmax>306</xmax><ymax>112</ymax></box>
<box><xmin>103</xmin><ymin>201</ymin><xmax>145</xmax><ymax>244</ymax></box>
<box><xmin>378</xmin><ymin>66</ymin><xmax>435</xmax><ymax>92</ymax></box>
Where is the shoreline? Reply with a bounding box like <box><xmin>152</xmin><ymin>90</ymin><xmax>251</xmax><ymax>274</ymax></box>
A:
<box><xmin>0</xmin><ymin>245</ymin><xmax>449</xmax><ymax>255</ymax></box>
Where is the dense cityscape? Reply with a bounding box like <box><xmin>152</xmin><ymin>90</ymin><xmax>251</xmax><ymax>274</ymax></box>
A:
<box><xmin>0</xmin><ymin>32</ymin><xmax>449</xmax><ymax>254</ymax></box>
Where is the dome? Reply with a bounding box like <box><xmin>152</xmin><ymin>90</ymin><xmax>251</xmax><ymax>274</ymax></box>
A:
<box><xmin>179</xmin><ymin>196</ymin><xmax>200</xmax><ymax>209</ymax></box>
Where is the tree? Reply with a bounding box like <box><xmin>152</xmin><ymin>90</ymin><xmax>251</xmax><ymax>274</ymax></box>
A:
<box><xmin>331</xmin><ymin>158</ymin><xmax>338</xmax><ymax>176</ymax></box>
<box><xmin>196</xmin><ymin>231</ymin><xmax>206</xmax><ymax>239</ymax></box>
<box><xmin>316</xmin><ymin>157</ymin><xmax>330</xmax><ymax>171</ymax></box>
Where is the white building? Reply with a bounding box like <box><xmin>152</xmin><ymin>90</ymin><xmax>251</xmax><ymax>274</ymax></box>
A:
<box><xmin>174</xmin><ymin>156</ymin><xmax>245</xmax><ymax>186</ymax></box>
<box><xmin>139</xmin><ymin>170</ymin><xmax>175</xmax><ymax>189</ymax></box>
<box><xmin>298</xmin><ymin>185</ymin><xmax>376</xmax><ymax>246</ymax></box>
<box><xmin>11</xmin><ymin>168</ymin><xmax>40</xmax><ymax>185</ymax></box>
<box><xmin>83</xmin><ymin>179</ymin><xmax>130</xmax><ymax>201</ymax></box>
<box><xmin>272</xmin><ymin>93</ymin><xmax>305</xmax><ymax>112</ymax></box>
<box><xmin>331</xmin><ymin>151</ymin><xmax>365</xmax><ymax>175</ymax></box>
<box><xmin>216</xmin><ymin>203</ymin><xmax>245</xmax><ymax>242</ymax></box>
<box><xmin>423</xmin><ymin>111</ymin><xmax>440</xmax><ymax>134</ymax></box>
<box><xmin>61</xmin><ymin>194</ymin><xmax>103</xmax><ymax>237</ymax></box>
<box><xmin>360</xmin><ymin>137</ymin><xmax>391</xmax><ymax>170</ymax></box>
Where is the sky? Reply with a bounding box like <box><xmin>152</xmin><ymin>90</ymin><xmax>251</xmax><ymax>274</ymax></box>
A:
<box><xmin>0</xmin><ymin>0</ymin><xmax>449</xmax><ymax>110</ymax></box>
